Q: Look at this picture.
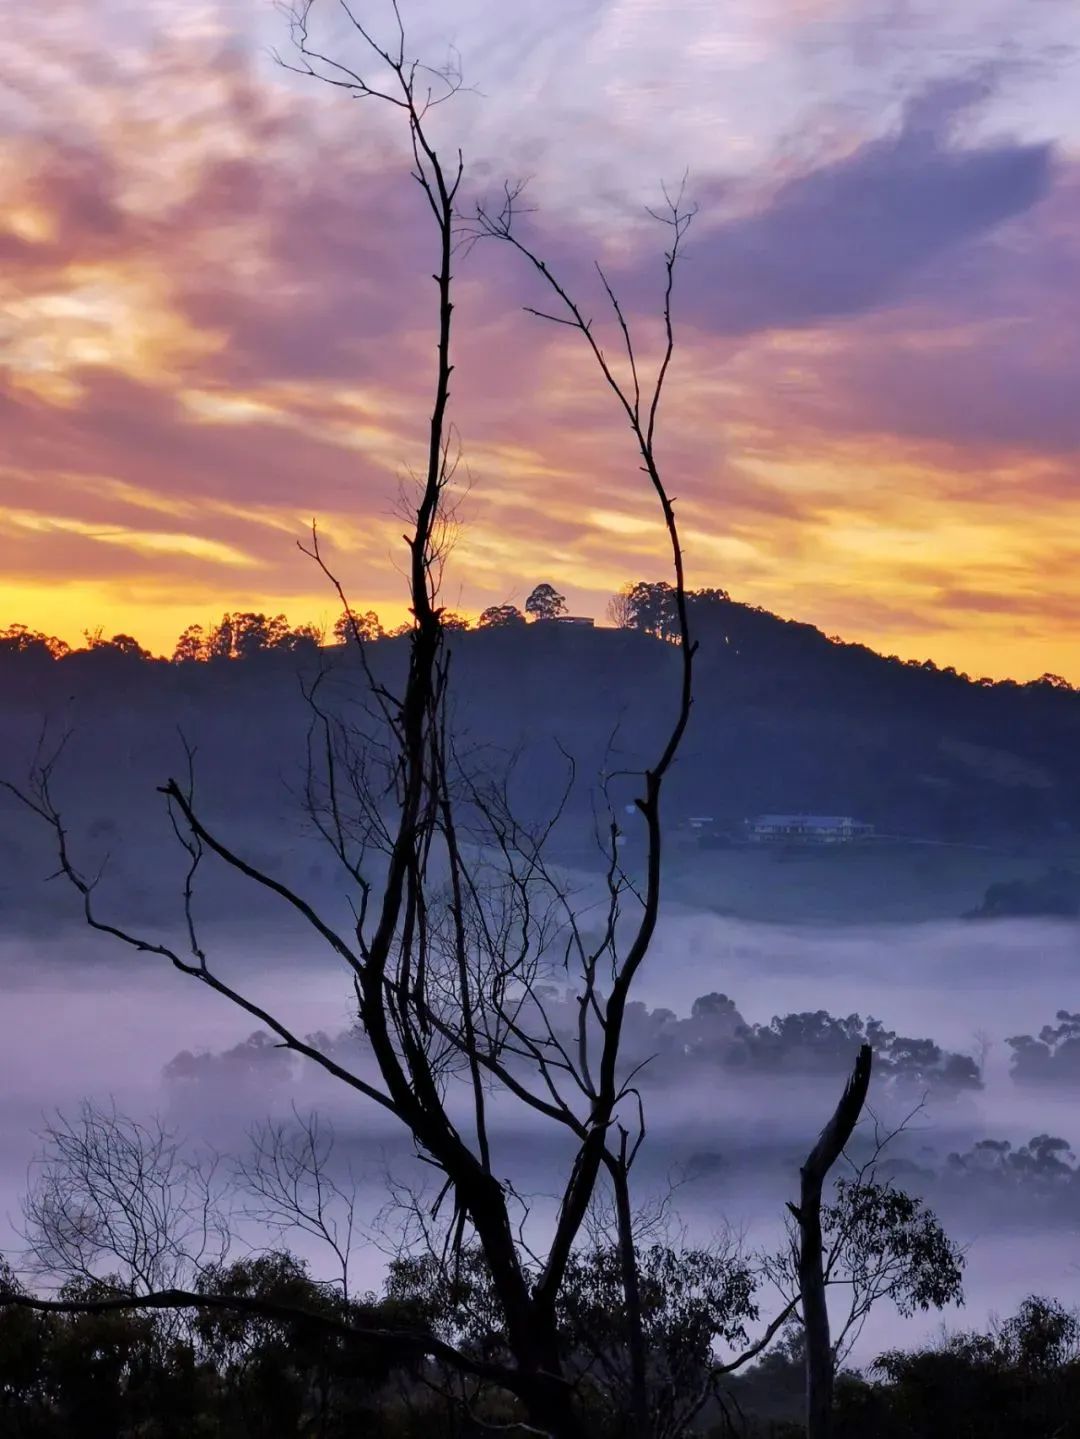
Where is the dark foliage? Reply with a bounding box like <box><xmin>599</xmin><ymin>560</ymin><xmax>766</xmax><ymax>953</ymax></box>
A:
<box><xmin>969</xmin><ymin>868</ymin><xmax>1080</xmax><ymax>919</ymax></box>
<box><xmin>525</xmin><ymin>583</ymin><xmax>568</xmax><ymax>621</ymax></box>
<box><xmin>832</xmin><ymin>1296</ymin><xmax>1080</xmax><ymax>1439</ymax></box>
<box><xmin>476</xmin><ymin>604</ymin><xmax>527</xmax><ymax>629</ymax></box>
<box><xmin>0</xmin><ymin>1254</ymin><xmax>426</xmax><ymax>1439</ymax></box>
<box><xmin>946</xmin><ymin>1133</ymin><xmax>1078</xmax><ymax>1190</ymax></box>
<box><xmin>15</xmin><ymin>1252</ymin><xmax>1064</xmax><ymax>1438</ymax></box>
<box><xmin>387</xmin><ymin>1239</ymin><xmax>758</xmax><ymax>1431</ymax></box>
<box><xmin>727</xmin><ymin>1297</ymin><xmax>1080</xmax><ymax>1438</ymax></box>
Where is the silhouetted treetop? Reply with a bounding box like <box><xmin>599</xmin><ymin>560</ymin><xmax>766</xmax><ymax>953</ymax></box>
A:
<box><xmin>525</xmin><ymin>583</ymin><xmax>568</xmax><ymax>621</ymax></box>
<box><xmin>332</xmin><ymin>608</ymin><xmax>383</xmax><ymax>645</ymax></box>
<box><xmin>1007</xmin><ymin>1010</ymin><xmax>1080</xmax><ymax>1085</ymax></box>
<box><xmin>0</xmin><ymin>623</ymin><xmax>70</xmax><ymax>659</ymax></box>
<box><xmin>83</xmin><ymin>630</ymin><xmax>151</xmax><ymax>659</ymax></box>
<box><xmin>477</xmin><ymin>603</ymin><xmax>527</xmax><ymax>629</ymax></box>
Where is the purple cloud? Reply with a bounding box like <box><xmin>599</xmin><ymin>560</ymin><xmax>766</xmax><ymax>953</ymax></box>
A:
<box><xmin>681</xmin><ymin>82</ymin><xmax>1053</xmax><ymax>334</ymax></box>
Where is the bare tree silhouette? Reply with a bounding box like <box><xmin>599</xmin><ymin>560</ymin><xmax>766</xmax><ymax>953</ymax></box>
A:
<box><xmin>0</xmin><ymin>6</ymin><xmax>704</xmax><ymax>1435</ymax></box>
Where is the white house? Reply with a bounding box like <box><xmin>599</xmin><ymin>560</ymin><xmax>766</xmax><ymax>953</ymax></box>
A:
<box><xmin>745</xmin><ymin>814</ymin><xmax>874</xmax><ymax>845</ymax></box>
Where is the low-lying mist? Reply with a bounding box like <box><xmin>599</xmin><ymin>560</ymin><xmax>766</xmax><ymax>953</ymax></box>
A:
<box><xmin>3</xmin><ymin>908</ymin><xmax>1079</xmax><ymax>1362</ymax></box>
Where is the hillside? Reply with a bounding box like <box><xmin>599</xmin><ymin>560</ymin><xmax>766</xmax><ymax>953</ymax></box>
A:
<box><xmin>2</xmin><ymin>596</ymin><xmax>1079</xmax><ymax>930</ymax></box>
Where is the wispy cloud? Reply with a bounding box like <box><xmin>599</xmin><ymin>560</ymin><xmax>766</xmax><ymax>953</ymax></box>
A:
<box><xmin>0</xmin><ymin>0</ymin><xmax>1078</xmax><ymax>675</ymax></box>
<box><xmin>2</xmin><ymin>510</ymin><xmax>262</xmax><ymax>568</ymax></box>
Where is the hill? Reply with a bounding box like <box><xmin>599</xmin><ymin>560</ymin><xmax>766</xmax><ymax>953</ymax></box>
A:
<box><xmin>2</xmin><ymin>594</ymin><xmax>1079</xmax><ymax>930</ymax></box>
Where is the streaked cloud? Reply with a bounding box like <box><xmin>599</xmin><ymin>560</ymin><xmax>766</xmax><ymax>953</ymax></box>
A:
<box><xmin>0</xmin><ymin>0</ymin><xmax>1078</xmax><ymax>676</ymax></box>
<box><xmin>2</xmin><ymin>509</ymin><xmax>262</xmax><ymax>568</ymax></box>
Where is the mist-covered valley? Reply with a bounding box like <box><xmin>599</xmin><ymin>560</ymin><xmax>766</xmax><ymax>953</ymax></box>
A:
<box><xmin>4</xmin><ymin>903</ymin><xmax>1080</xmax><ymax>1365</ymax></box>
<box><xmin>4</xmin><ymin>626</ymin><xmax>1080</xmax><ymax>1428</ymax></box>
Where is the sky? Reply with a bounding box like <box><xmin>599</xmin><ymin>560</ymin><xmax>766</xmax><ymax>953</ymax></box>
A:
<box><xmin>1</xmin><ymin>0</ymin><xmax>1079</xmax><ymax>678</ymax></box>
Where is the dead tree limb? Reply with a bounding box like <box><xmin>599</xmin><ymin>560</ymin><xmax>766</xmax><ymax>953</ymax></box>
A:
<box><xmin>0</xmin><ymin>1284</ymin><xmax>526</xmax><ymax>1391</ymax></box>
<box><xmin>788</xmin><ymin>1043</ymin><xmax>873</xmax><ymax>1439</ymax></box>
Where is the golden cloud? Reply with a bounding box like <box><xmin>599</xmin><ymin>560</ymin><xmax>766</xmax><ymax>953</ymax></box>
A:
<box><xmin>0</xmin><ymin>1</ymin><xmax>1078</xmax><ymax>685</ymax></box>
<box><xmin>2</xmin><ymin>509</ymin><xmax>261</xmax><ymax>568</ymax></box>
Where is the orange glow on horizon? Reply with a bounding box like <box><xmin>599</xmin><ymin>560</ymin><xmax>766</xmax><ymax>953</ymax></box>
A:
<box><xmin>2</xmin><ymin>12</ymin><xmax>1078</xmax><ymax>685</ymax></box>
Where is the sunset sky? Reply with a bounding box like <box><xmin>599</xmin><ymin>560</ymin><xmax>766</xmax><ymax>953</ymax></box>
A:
<box><xmin>2</xmin><ymin>0</ymin><xmax>1079</xmax><ymax>678</ymax></box>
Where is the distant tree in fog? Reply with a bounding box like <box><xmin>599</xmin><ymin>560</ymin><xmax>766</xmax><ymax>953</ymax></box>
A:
<box><xmin>534</xmin><ymin>991</ymin><xmax>982</xmax><ymax>1098</ymax></box>
<box><xmin>722</xmin><ymin>1011</ymin><xmax>982</xmax><ymax>1096</ymax></box>
<box><xmin>1008</xmin><ymin>1010</ymin><xmax>1080</xmax><ymax>1084</ymax></box>
<box><xmin>525</xmin><ymin>582</ymin><xmax>567</xmax><ymax>621</ymax></box>
<box><xmin>970</xmin><ymin>870</ymin><xmax>1080</xmax><ymax>920</ymax></box>
<box><xmin>156</xmin><ymin>984</ymin><xmax>982</xmax><ymax>1147</ymax></box>
<box><xmin>164</xmin><ymin>1031</ymin><xmax>296</xmax><ymax>1105</ymax></box>
<box><xmin>946</xmin><ymin>1133</ymin><xmax>1079</xmax><ymax>1194</ymax></box>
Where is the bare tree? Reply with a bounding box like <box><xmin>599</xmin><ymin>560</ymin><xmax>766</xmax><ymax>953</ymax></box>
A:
<box><xmin>0</xmin><ymin>10</ymin><xmax>964</xmax><ymax>1436</ymax></box>
<box><xmin>763</xmin><ymin>1050</ymin><xmax>963</xmax><ymax>1439</ymax></box>
<box><xmin>789</xmin><ymin>1045</ymin><xmax>872</xmax><ymax>1439</ymax></box>
<box><xmin>0</xmin><ymin>7</ymin><xmax>701</xmax><ymax>1436</ymax></box>
<box><xmin>7</xmin><ymin>1078</ymin><xmax>963</xmax><ymax>1439</ymax></box>
<box><xmin>235</xmin><ymin>1109</ymin><xmax>362</xmax><ymax>1299</ymax></box>
<box><xmin>606</xmin><ymin>586</ymin><xmax>635</xmax><ymax>629</ymax></box>
<box><xmin>20</xmin><ymin>1101</ymin><xmax>229</xmax><ymax>1296</ymax></box>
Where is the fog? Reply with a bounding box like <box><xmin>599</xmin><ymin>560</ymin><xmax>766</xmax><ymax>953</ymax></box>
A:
<box><xmin>3</xmin><ymin>907</ymin><xmax>1079</xmax><ymax>1364</ymax></box>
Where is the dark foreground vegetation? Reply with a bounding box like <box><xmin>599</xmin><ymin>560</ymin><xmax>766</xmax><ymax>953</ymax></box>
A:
<box><xmin>742</xmin><ymin>1297</ymin><xmax>1080</xmax><ymax>1439</ymax></box>
<box><xmin>0</xmin><ymin>1254</ymin><xmax>1073</xmax><ymax>1438</ymax></box>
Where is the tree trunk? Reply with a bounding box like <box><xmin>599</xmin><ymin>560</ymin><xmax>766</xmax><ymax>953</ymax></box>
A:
<box><xmin>797</xmin><ymin>1165</ymin><xmax>831</xmax><ymax>1439</ymax></box>
<box><xmin>517</xmin><ymin>1370</ymin><xmax>588</xmax><ymax>1439</ymax></box>
<box><xmin>609</xmin><ymin>1153</ymin><xmax>649</xmax><ymax>1438</ymax></box>
<box><xmin>792</xmin><ymin>1044</ymin><xmax>872</xmax><ymax>1439</ymax></box>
